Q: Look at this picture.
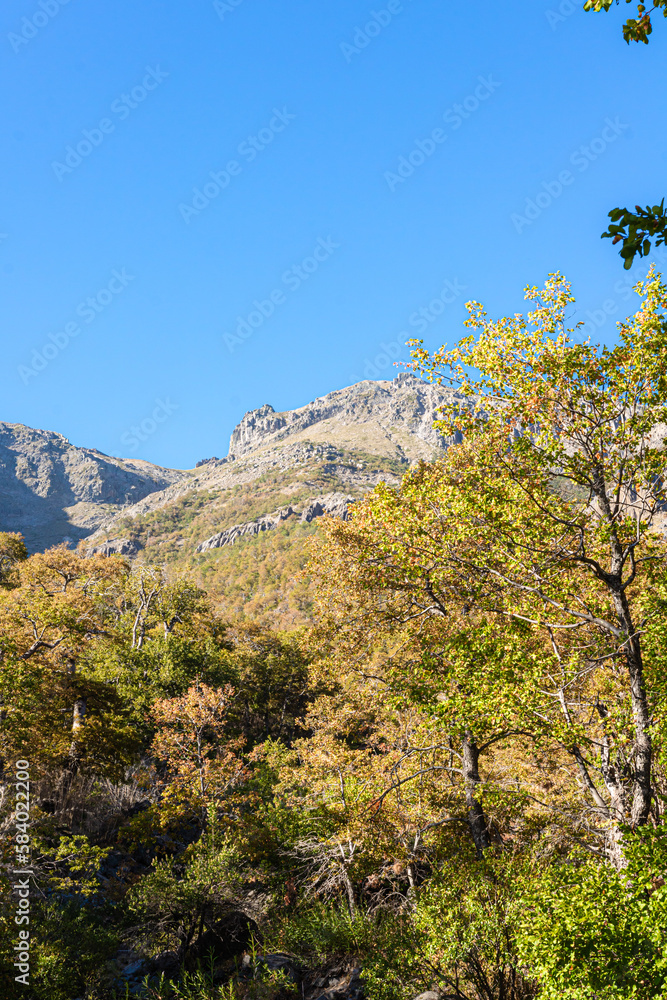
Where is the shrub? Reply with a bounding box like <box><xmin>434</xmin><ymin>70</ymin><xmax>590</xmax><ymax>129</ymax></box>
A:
<box><xmin>516</xmin><ymin>829</ymin><xmax>667</xmax><ymax>999</ymax></box>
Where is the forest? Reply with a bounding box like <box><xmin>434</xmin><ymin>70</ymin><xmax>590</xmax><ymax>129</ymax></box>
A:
<box><xmin>3</xmin><ymin>269</ymin><xmax>667</xmax><ymax>1000</ymax></box>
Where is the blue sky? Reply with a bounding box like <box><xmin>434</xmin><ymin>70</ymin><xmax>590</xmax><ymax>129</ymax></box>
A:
<box><xmin>1</xmin><ymin>0</ymin><xmax>665</xmax><ymax>469</ymax></box>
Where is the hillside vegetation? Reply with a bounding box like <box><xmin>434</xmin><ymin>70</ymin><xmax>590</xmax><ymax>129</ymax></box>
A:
<box><xmin>89</xmin><ymin>448</ymin><xmax>412</xmax><ymax>627</ymax></box>
<box><xmin>3</xmin><ymin>273</ymin><xmax>667</xmax><ymax>1000</ymax></box>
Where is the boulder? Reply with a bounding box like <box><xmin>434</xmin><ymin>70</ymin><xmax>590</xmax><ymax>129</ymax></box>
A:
<box><xmin>151</xmin><ymin>950</ymin><xmax>180</xmax><ymax>976</ymax></box>
<box><xmin>87</xmin><ymin>536</ymin><xmax>143</xmax><ymax>557</ymax></box>
<box><xmin>190</xmin><ymin>910</ymin><xmax>257</xmax><ymax>963</ymax></box>
<box><xmin>243</xmin><ymin>952</ymin><xmax>302</xmax><ymax>983</ymax></box>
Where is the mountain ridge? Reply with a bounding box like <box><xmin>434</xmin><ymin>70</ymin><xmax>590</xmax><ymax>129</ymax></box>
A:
<box><xmin>1</xmin><ymin>376</ymin><xmax>459</xmax><ymax>619</ymax></box>
<box><xmin>227</xmin><ymin>372</ymin><xmax>459</xmax><ymax>459</ymax></box>
<box><xmin>0</xmin><ymin>420</ymin><xmax>188</xmax><ymax>553</ymax></box>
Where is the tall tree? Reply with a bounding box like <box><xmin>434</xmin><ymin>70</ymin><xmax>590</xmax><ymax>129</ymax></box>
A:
<box><xmin>0</xmin><ymin>533</ymin><xmax>27</xmax><ymax>589</ymax></box>
<box><xmin>150</xmin><ymin>681</ymin><xmax>247</xmax><ymax>821</ymax></box>
<box><xmin>407</xmin><ymin>269</ymin><xmax>667</xmax><ymax>846</ymax></box>
<box><xmin>0</xmin><ymin>547</ymin><xmax>136</xmax><ymax>784</ymax></box>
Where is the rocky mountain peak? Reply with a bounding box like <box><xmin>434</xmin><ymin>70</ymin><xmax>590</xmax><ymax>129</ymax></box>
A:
<box><xmin>2</xmin><ymin>375</ymin><xmax>464</xmax><ymax>555</ymax></box>
<box><xmin>229</xmin><ymin>403</ymin><xmax>286</xmax><ymax>458</ymax></box>
<box><xmin>227</xmin><ymin>373</ymin><xmax>461</xmax><ymax>461</ymax></box>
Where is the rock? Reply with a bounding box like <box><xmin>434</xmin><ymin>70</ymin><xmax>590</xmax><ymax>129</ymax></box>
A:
<box><xmin>238</xmin><ymin>883</ymin><xmax>273</xmax><ymax>924</ymax></box>
<box><xmin>196</xmin><ymin>506</ymin><xmax>296</xmax><ymax>552</ymax></box>
<box><xmin>227</xmin><ymin>374</ymin><xmax>461</xmax><ymax>460</ymax></box>
<box><xmin>87</xmin><ymin>536</ymin><xmax>143</xmax><ymax>557</ymax></box>
<box><xmin>121</xmin><ymin>959</ymin><xmax>146</xmax><ymax>978</ymax></box>
<box><xmin>308</xmin><ymin>965</ymin><xmax>364</xmax><ymax>1000</ymax></box>
<box><xmin>229</xmin><ymin>403</ymin><xmax>287</xmax><ymax>456</ymax></box>
<box><xmin>110</xmin><ymin>948</ymin><xmax>150</xmax><ymax>995</ymax></box>
<box><xmin>6</xmin><ymin>374</ymin><xmax>465</xmax><ymax>557</ymax></box>
<box><xmin>196</xmin><ymin>492</ymin><xmax>354</xmax><ymax>552</ymax></box>
<box><xmin>189</xmin><ymin>910</ymin><xmax>257</xmax><ymax>964</ymax></box>
<box><xmin>121</xmin><ymin>798</ymin><xmax>151</xmax><ymax>818</ymax></box>
<box><xmin>412</xmin><ymin>992</ymin><xmax>441</xmax><ymax>1000</ymax></box>
<box><xmin>300</xmin><ymin>492</ymin><xmax>354</xmax><ymax>522</ymax></box>
<box><xmin>349</xmin><ymin>968</ymin><xmax>363</xmax><ymax>997</ymax></box>
<box><xmin>0</xmin><ymin>420</ymin><xmax>186</xmax><ymax>552</ymax></box>
<box><xmin>243</xmin><ymin>952</ymin><xmax>302</xmax><ymax>983</ymax></box>
<box><xmin>151</xmin><ymin>950</ymin><xmax>180</xmax><ymax>976</ymax></box>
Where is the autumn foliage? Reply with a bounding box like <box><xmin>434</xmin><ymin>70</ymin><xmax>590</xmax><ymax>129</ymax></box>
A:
<box><xmin>2</xmin><ymin>273</ymin><xmax>667</xmax><ymax>1000</ymax></box>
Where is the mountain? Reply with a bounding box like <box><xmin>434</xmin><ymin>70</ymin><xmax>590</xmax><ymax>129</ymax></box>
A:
<box><xmin>0</xmin><ymin>421</ymin><xmax>187</xmax><ymax>553</ymax></box>
<box><xmin>2</xmin><ymin>375</ymin><xmax>460</xmax><ymax>623</ymax></box>
<box><xmin>227</xmin><ymin>373</ymin><xmax>457</xmax><ymax>459</ymax></box>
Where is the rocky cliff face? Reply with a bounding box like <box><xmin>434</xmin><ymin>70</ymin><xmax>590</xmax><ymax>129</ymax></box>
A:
<box><xmin>2</xmin><ymin>375</ymin><xmax>458</xmax><ymax>556</ymax></box>
<box><xmin>228</xmin><ymin>374</ymin><xmax>461</xmax><ymax>460</ymax></box>
<box><xmin>0</xmin><ymin>422</ymin><xmax>187</xmax><ymax>552</ymax></box>
<box><xmin>195</xmin><ymin>493</ymin><xmax>355</xmax><ymax>553</ymax></box>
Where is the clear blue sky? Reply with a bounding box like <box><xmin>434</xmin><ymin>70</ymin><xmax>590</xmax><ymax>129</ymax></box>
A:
<box><xmin>1</xmin><ymin>0</ymin><xmax>665</xmax><ymax>468</ymax></box>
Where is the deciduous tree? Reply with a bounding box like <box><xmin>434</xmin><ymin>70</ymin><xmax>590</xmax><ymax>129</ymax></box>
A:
<box><xmin>407</xmin><ymin>269</ymin><xmax>667</xmax><ymax>850</ymax></box>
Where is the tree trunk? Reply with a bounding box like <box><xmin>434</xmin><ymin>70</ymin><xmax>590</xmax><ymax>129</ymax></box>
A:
<box><xmin>340</xmin><ymin>865</ymin><xmax>356</xmax><ymax>918</ymax></box>
<box><xmin>594</xmin><ymin>478</ymin><xmax>653</xmax><ymax>828</ymax></box>
<box><xmin>0</xmin><ymin>686</ymin><xmax>6</xmax><ymax>782</ymax></box>
<box><xmin>601</xmin><ymin>745</ymin><xmax>627</xmax><ymax>868</ymax></box>
<box><xmin>60</xmin><ymin>658</ymin><xmax>85</xmax><ymax>802</ymax></box>
<box><xmin>70</xmin><ymin>705</ymin><xmax>86</xmax><ymax>774</ymax></box>
<box><xmin>611</xmin><ymin>587</ymin><xmax>652</xmax><ymax>827</ymax></box>
<box><xmin>463</xmin><ymin>732</ymin><xmax>490</xmax><ymax>857</ymax></box>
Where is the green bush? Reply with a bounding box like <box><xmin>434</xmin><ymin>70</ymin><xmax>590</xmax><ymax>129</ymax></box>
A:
<box><xmin>516</xmin><ymin>829</ymin><xmax>667</xmax><ymax>999</ymax></box>
<box><xmin>265</xmin><ymin>853</ymin><xmax>537</xmax><ymax>1000</ymax></box>
<box><xmin>408</xmin><ymin>853</ymin><xmax>536</xmax><ymax>1000</ymax></box>
<box><xmin>23</xmin><ymin>899</ymin><xmax>119</xmax><ymax>1000</ymax></box>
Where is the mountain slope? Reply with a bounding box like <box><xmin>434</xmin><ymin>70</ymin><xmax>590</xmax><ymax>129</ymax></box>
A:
<box><xmin>2</xmin><ymin>376</ymin><xmax>459</xmax><ymax>622</ymax></box>
<box><xmin>228</xmin><ymin>373</ymin><xmax>459</xmax><ymax>459</ymax></box>
<box><xmin>0</xmin><ymin>422</ymin><xmax>187</xmax><ymax>552</ymax></box>
<box><xmin>82</xmin><ymin>374</ymin><xmax>459</xmax><ymax>623</ymax></box>
<box><xmin>85</xmin><ymin>373</ymin><xmax>459</xmax><ymax>554</ymax></box>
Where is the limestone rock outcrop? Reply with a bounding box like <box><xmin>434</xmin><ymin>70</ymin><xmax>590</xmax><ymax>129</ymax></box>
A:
<box><xmin>195</xmin><ymin>492</ymin><xmax>354</xmax><ymax>552</ymax></box>
<box><xmin>2</xmin><ymin>375</ymin><xmax>460</xmax><ymax>554</ymax></box>
<box><xmin>87</xmin><ymin>537</ymin><xmax>144</xmax><ymax>558</ymax></box>
<box><xmin>228</xmin><ymin>374</ymin><xmax>461</xmax><ymax>461</ymax></box>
